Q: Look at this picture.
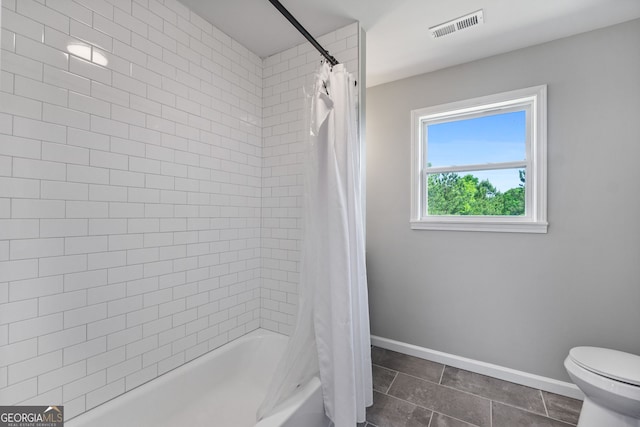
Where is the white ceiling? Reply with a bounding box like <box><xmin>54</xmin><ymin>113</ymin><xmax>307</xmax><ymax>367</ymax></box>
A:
<box><xmin>178</xmin><ymin>0</ymin><xmax>640</xmax><ymax>87</ymax></box>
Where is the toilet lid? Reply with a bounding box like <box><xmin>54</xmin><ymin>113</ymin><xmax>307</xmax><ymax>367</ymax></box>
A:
<box><xmin>569</xmin><ymin>346</ymin><xmax>640</xmax><ymax>386</ymax></box>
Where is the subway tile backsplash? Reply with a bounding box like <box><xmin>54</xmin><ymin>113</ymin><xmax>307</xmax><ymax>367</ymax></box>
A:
<box><xmin>0</xmin><ymin>0</ymin><xmax>359</xmax><ymax>420</ymax></box>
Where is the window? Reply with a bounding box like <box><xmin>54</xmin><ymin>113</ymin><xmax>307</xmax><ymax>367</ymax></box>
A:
<box><xmin>410</xmin><ymin>85</ymin><xmax>547</xmax><ymax>233</ymax></box>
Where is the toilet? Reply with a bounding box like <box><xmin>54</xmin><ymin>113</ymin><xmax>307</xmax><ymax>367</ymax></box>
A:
<box><xmin>565</xmin><ymin>346</ymin><xmax>640</xmax><ymax>427</ymax></box>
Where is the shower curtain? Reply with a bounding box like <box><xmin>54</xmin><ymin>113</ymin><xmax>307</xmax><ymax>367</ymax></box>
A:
<box><xmin>257</xmin><ymin>62</ymin><xmax>372</xmax><ymax>426</ymax></box>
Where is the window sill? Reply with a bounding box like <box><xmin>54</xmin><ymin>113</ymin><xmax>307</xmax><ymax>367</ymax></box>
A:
<box><xmin>410</xmin><ymin>219</ymin><xmax>548</xmax><ymax>233</ymax></box>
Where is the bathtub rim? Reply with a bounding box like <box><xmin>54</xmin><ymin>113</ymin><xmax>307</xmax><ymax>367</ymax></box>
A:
<box><xmin>65</xmin><ymin>328</ymin><xmax>289</xmax><ymax>426</ymax></box>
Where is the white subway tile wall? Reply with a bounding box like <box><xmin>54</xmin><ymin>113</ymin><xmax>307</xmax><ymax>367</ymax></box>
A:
<box><xmin>260</xmin><ymin>23</ymin><xmax>360</xmax><ymax>334</ymax></box>
<box><xmin>0</xmin><ymin>0</ymin><xmax>360</xmax><ymax>420</ymax></box>
<box><xmin>0</xmin><ymin>0</ymin><xmax>264</xmax><ymax>417</ymax></box>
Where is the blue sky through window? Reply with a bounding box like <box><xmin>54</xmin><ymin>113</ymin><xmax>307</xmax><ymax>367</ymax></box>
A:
<box><xmin>426</xmin><ymin>111</ymin><xmax>526</xmax><ymax>191</ymax></box>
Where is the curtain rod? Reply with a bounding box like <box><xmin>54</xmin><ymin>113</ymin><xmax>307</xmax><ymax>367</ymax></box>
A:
<box><xmin>267</xmin><ymin>0</ymin><xmax>339</xmax><ymax>67</ymax></box>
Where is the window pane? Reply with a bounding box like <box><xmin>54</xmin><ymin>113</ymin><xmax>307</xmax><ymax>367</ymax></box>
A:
<box><xmin>427</xmin><ymin>168</ymin><xmax>526</xmax><ymax>216</ymax></box>
<box><xmin>425</xmin><ymin>110</ymin><xmax>526</xmax><ymax>167</ymax></box>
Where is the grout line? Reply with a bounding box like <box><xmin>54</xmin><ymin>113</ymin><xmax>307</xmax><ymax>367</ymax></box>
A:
<box><xmin>379</xmin><ymin>376</ymin><xmax>485</xmax><ymax>427</ymax></box>
<box><xmin>427</xmin><ymin>410</ymin><xmax>433</xmax><ymax>427</ymax></box>
<box><xmin>489</xmin><ymin>399</ymin><xmax>492</xmax><ymax>427</ymax></box>
<box><xmin>385</xmin><ymin>369</ymin><xmax>399</xmax><ymax>395</ymax></box>
<box><xmin>495</xmin><ymin>400</ymin><xmax>558</xmax><ymax>420</ymax></box>
<box><xmin>546</xmin><ymin>415</ymin><xmax>578</xmax><ymax>427</ymax></box>
<box><xmin>376</xmin><ymin>389</ymin><xmax>428</xmax><ymax>407</ymax></box>
<box><xmin>396</xmin><ymin>370</ymin><xmax>492</xmax><ymax>403</ymax></box>
<box><xmin>438</xmin><ymin>364</ymin><xmax>445</xmax><ymax>384</ymax></box>
<box><xmin>397</xmin><ymin>369</ymin><xmax>564</xmax><ymax>423</ymax></box>
<box><xmin>540</xmin><ymin>389</ymin><xmax>549</xmax><ymax>417</ymax></box>
<box><xmin>381</xmin><ymin>364</ymin><xmax>444</xmax><ymax>387</ymax></box>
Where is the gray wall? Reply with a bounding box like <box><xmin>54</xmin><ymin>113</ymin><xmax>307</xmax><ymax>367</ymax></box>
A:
<box><xmin>366</xmin><ymin>19</ymin><xmax>640</xmax><ymax>382</ymax></box>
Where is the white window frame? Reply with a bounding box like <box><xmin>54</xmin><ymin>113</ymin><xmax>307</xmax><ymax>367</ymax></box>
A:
<box><xmin>410</xmin><ymin>85</ymin><xmax>547</xmax><ymax>233</ymax></box>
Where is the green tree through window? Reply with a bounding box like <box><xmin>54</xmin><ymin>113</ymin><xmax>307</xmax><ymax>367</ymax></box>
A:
<box><xmin>427</xmin><ymin>170</ymin><xmax>525</xmax><ymax>216</ymax></box>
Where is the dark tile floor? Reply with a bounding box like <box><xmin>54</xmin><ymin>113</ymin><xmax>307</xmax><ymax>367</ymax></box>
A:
<box><xmin>363</xmin><ymin>347</ymin><xmax>583</xmax><ymax>427</ymax></box>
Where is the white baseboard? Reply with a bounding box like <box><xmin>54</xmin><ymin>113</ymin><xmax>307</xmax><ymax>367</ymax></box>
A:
<box><xmin>370</xmin><ymin>335</ymin><xmax>584</xmax><ymax>401</ymax></box>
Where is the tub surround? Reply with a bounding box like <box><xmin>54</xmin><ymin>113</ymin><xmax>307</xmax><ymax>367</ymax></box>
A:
<box><xmin>260</xmin><ymin>24</ymin><xmax>361</xmax><ymax>334</ymax></box>
<box><xmin>0</xmin><ymin>0</ymin><xmax>263</xmax><ymax>416</ymax></box>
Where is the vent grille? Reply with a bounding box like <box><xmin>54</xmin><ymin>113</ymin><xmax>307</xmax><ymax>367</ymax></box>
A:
<box><xmin>430</xmin><ymin>10</ymin><xmax>484</xmax><ymax>38</ymax></box>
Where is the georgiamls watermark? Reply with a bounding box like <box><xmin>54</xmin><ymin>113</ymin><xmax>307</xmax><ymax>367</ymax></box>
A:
<box><xmin>0</xmin><ymin>406</ymin><xmax>64</xmax><ymax>427</ymax></box>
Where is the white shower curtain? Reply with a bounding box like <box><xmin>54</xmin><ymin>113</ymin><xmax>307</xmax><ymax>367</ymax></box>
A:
<box><xmin>257</xmin><ymin>62</ymin><xmax>372</xmax><ymax>426</ymax></box>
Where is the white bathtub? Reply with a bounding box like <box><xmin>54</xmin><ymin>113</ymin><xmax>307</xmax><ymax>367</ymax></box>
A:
<box><xmin>66</xmin><ymin>330</ymin><xmax>330</xmax><ymax>427</ymax></box>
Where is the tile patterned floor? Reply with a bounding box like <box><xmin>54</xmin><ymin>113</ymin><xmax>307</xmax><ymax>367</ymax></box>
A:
<box><xmin>363</xmin><ymin>347</ymin><xmax>583</xmax><ymax>427</ymax></box>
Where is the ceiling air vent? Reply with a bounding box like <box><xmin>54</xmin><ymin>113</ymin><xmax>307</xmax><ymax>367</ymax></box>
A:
<box><xmin>430</xmin><ymin>9</ymin><xmax>484</xmax><ymax>39</ymax></box>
